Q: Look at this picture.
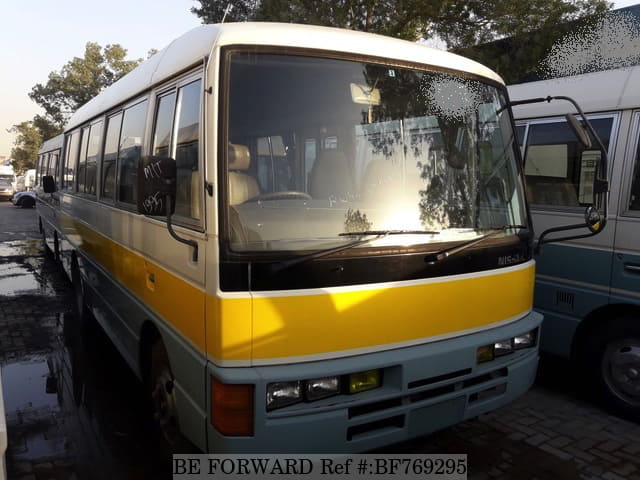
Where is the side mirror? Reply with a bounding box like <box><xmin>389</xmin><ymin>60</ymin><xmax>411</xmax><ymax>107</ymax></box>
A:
<box><xmin>137</xmin><ymin>156</ymin><xmax>176</xmax><ymax>216</ymax></box>
<box><xmin>585</xmin><ymin>205</ymin><xmax>604</xmax><ymax>233</ymax></box>
<box><xmin>565</xmin><ymin>114</ymin><xmax>592</xmax><ymax>149</ymax></box>
<box><xmin>42</xmin><ymin>175</ymin><xmax>56</xmax><ymax>193</ymax></box>
<box><xmin>136</xmin><ymin>156</ymin><xmax>198</xmax><ymax>262</ymax></box>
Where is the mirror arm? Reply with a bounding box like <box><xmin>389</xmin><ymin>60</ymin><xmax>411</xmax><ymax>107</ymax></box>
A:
<box><xmin>165</xmin><ymin>195</ymin><xmax>199</xmax><ymax>262</ymax></box>
<box><xmin>534</xmin><ymin>222</ymin><xmax>603</xmax><ymax>254</ymax></box>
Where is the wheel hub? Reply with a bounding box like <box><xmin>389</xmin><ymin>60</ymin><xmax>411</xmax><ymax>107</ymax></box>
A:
<box><xmin>603</xmin><ymin>341</ymin><xmax>640</xmax><ymax>404</ymax></box>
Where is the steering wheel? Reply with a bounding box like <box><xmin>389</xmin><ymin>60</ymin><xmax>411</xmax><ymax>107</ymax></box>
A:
<box><xmin>250</xmin><ymin>191</ymin><xmax>312</xmax><ymax>202</ymax></box>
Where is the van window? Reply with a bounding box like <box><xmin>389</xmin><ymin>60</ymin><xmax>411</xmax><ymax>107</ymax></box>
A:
<box><xmin>629</xmin><ymin>128</ymin><xmax>640</xmax><ymax>211</ymax></box>
<box><xmin>523</xmin><ymin>117</ymin><xmax>613</xmax><ymax>207</ymax></box>
<box><xmin>118</xmin><ymin>100</ymin><xmax>148</xmax><ymax>205</ymax></box>
<box><xmin>102</xmin><ymin>113</ymin><xmax>123</xmax><ymax>202</ymax></box>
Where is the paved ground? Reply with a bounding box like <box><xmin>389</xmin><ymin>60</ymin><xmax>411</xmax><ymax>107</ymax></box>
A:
<box><xmin>1</xmin><ymin>201</ymin><xmax>639</xmax><ymax>480</ymax></box>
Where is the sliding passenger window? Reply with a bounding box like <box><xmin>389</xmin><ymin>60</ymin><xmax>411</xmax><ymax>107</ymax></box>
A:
<box><xmin>173</xmin><ymin>80</ymin><xmax>201</xmax><ymax>220</ymax></box>
<box><xmin>86</xmin><ymin>121</ymin><xmax>103</xmax><ymax>196</ymax></box>
<box><xmin>523</xmin><ymin>117</ymin><xmax>613</xmax><ymax>207</ymax></box>
<box><xmin>152</xmin><ymin>92</ymin><xmax>176</xmax><ymax>157</ymax></box>
<box><xmin>117</xmin><ymin>100</ymin><xmax>148</xmax><ymax>205</ymax></box>
<box><xmin>101</xmin><ymin>112</ymin><xmax>122</xmax><ymax>202</ymax></box>
<box><xmin>77</xmin><ymin>127</ymin><xmax>90</xmax><ymax>193</ymax></box>
<box><xmin>64</xmin><ymin>131</ymin><xmax>80</xmax><ymax>191</ymax></box>
<box><xmin>629</xmin><ymin>125</ymin><xmax>640</xmax><ymax>211</ymax></box>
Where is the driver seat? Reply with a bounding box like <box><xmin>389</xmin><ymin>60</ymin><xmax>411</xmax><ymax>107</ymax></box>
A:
<box><xmin>228</xmin><ymin>144</ymin><xmax>259</xmax><ymax>205</ymax></box>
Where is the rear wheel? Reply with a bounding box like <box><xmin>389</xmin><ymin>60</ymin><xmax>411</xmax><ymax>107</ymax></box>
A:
<box><xmin>589</xmin><ymin>317</ymin><xmax>640</xmax><ymax>420</ymax></box>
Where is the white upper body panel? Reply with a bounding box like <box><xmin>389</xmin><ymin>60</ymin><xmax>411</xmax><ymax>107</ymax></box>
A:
<box><xmin>66</xmin><ymin>23</ymin><xmax>504</xmax><ymax>131</ymax></box>
<box><xmin>38</xmin><ymin>134</ymin><xmax>64</xmax><ymax>154</ymax></box>
<box><xmin>509</xmin><ymin>66</ymin><xmax>640</xmax><ymax>119</ymax></box>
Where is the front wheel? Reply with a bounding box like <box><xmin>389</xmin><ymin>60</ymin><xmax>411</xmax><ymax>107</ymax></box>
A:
<box><xmin>591</xmin><ymin>317</ymin><xmax>640</xmax><ymax>420</ymax></box>
<box><xmin>149</xmin><ymin>341</ymin><xmax>183</xmax><ymax>455</ymax></box>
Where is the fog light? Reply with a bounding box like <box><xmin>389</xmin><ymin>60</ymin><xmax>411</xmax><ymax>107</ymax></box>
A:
<box><xmin>477</xmin><ymin>344</ymin><xmax>494</xmax><ymax>363</ymax></box>
<box><xmin>514</xmin><ymin>329</ymin><xmax>538</xmax><ymax>349</ymax></box>
<box><xmin>349</xmin><ymin>370</ymin><xmax>380</xmax><ymax>394</ymax></box>
<box><xmin>266</xmin><ymin>381</ymin><xmax>301</xmax><ymax>411</ymax></box>
<box><xmin>305</xmin><ymin>376</ymin><xmax>340</xmax><ymax>401</ymax></box>
<box><xmin>494</xmin><ymin>339</ymin><xmax>513</xmax><ymax>357</ymax></box>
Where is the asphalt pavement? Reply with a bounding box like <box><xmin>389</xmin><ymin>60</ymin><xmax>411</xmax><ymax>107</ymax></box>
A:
<box><xmin>0</xmin><ymin>201</ymin><xmax>639</xmax><ymax>480</ymax></box>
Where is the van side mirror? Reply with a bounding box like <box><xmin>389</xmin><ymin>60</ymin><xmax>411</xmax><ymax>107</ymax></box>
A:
<box><xmin>42</xmin><ymin>175</ymin><xmax>56</xmax><ymax>193</ymax></box>
<box><xmin>565</xmin><ymin>114</ymin><xmax>592</xmax><ymax>149</ymax></box>
<box><xmin>137</xmin><ymin>156</ymin><xmax>198</xmax><ymax>262</ymax></box>
<box><xmin>137</xmin><ymin>156</ymin><xmax>176</xmax><ymax>216</ymax></box>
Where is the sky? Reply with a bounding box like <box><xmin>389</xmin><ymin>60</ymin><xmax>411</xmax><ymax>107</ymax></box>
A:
<box><xmin>0</xmin><ymin>0</ymin><xmax>638</xmax><ymax>157</ymax></box>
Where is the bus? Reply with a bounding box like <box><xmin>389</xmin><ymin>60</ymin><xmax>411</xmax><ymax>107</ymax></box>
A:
<box><xmin>509</xmin><ymin>65</ymin><xmax>640</xmax><ymax>419</ymax></box>
<box><xmin>35</xmin><ymin>23</ymin><xmax>606</xmax><ymax>454</ymax></box>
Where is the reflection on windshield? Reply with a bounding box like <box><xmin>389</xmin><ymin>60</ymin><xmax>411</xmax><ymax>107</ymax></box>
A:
<box><xmin>226</xmin><ymin>54</ymin><xmax>527</xmax><ymax>252</ymax></box>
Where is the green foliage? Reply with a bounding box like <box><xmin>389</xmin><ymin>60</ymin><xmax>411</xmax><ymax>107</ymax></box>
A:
<box><xmin>191</xmin><ymin>0</ymin><xmax>611</xmax><ymax>47</ymax></box>
<box><xmin>29</xmin><ymin>42</ymin><xmax>142</xmax><ymax>130</ymax></box>
<box><xmin>9</xmin><ymin>122</ymin><xmax>42</xmax><ymax>174</ymax></box>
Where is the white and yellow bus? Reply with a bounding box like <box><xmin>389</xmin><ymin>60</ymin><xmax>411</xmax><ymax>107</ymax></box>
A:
<box><xmin>35</xmin><ymin>23</ymin><xmax>607</xmax><ymax>453</ymax></box>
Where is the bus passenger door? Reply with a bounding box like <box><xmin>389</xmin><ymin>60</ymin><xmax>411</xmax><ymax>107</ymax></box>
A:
<box><xmin>611</xmin><ymin>112</ymin><xmax>640</xmax><ymax>305</ymax></box>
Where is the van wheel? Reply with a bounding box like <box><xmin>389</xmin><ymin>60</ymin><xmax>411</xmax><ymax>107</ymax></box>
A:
<box><xmin>590</xmin><ymin>317</ymin><xmax>640</xmax><ymax>420</ymax></box>
<box><xmin>149</xmin><ymin>341</ymin><xmax>181</xmax><ymax>454</ymax></box>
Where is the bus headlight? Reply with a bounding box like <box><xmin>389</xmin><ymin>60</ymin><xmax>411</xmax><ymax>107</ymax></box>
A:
<box><xmin>514</xmin><ymin>329</ymin><xmax>538</xmax><ymax>349</ymax></box>
<box><xmin>494</xmin><ymin>339</ymin><xmax>513</xmax><ymax>357</ymax></box>
<box><xmin>306</xmin><ymin>376</ymin><xmax>340</xmax><ymax>401</ymax></box>
<box><xmin>266</xmin><ymin>381</ymin><xmax>302</xmax><ymax>410</ymax></box>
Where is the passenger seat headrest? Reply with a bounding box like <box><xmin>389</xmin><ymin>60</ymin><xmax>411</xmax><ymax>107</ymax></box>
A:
<box><xmin>229</xmin><ymin>144</ymin><xmax>251</xmax><ymax>170</ymax></box>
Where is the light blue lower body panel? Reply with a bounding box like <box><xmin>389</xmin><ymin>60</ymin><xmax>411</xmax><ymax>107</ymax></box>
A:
<box><xmin>206</xmin><ymin>311</ymin><xmax>542</xmax><ymax>453</ymax></box>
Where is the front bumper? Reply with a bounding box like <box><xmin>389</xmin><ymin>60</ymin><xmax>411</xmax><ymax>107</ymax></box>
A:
<box><xmin>205</xmin><ymin>310</ymin><xmax>542</xmax><ymax>453</ymax></box>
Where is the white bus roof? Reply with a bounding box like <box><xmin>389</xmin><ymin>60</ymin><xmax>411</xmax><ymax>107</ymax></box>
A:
<box><xmin>67</xmin><ymin>23</ymin><xmax>504</xmax><ymax>131</ymax></box>
<box><xmin>39</xmin><ymin>134</ymin><xmax>64</xmax><ymax>154</ymax></box>
<box><xmin>508</xmin><ymin>65</ymin><xmax>640</xmax><ymax>119</ymax></box>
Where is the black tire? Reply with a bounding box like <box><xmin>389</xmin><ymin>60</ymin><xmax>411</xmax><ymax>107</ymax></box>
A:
<box><xmin>20</xmin><ymin>196</ymin><xmax>35</xmax><ymax>208</ymax></box>
<box><xmin>588</xmin><ymin>316</ymin><xmax>640</xmax><ymax>421</ymax></box>
<box><xmin>148</xmin><ymin>340</ymin><xmax>185</xmax><ymax>458</ymax></box>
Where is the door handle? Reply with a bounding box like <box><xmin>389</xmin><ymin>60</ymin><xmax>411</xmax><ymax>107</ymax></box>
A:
<box><xmin>624</xmin><ymin>263</ymin><xmax>640</xmax><ymax>274</ymax></box>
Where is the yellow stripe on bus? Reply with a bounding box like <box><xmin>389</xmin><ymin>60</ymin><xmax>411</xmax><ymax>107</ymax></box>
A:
<box><xmin>246</xmin><ymin>263</ymin><xmax>534</xmax><ymax>362</ymax></box>
<box><xmin>62</xmin><ymin>214</ymin><xmax>206</xmax><ymax>353</ymax></box>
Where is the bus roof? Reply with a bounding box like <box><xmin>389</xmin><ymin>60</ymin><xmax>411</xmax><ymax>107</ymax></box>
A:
<box><xmin>39</xmin><ymin>134</ymin><xmax>64</xmax><ymax>154</ymax></box>
<box><xmin>67</xmin><ymin>23</ymin><xmax>504</xmax><ymax>131</ymax></box>
<box><xmin>508</xmin><ymin>65</ymin><xmax>640</xmax><ymax>119</ymax></box>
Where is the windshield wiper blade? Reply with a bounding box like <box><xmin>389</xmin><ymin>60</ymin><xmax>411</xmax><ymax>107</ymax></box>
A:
<box><xmin>339</xmin><ymin>229</ymin><xmax>440</xmax><ymax>236</ymax></box>
<box><xmin>423</xmin><ymin>225</ymin><xmax>527</xmax><ymax>264</ymax></box>
<box><xmin>270</xmin><ymin>230</ymin><xmax>439</xmax><ymax>273</ymax></box>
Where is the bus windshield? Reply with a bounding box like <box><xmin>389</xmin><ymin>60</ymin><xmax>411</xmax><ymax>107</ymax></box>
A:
<box><xmin>226</xmin><ymin>53</ymin><xmax>527</xmax><ymax>252</ymax></box>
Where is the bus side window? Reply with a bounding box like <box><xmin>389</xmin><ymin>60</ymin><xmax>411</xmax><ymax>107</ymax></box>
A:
<box><xmin>86</xmin><ymin>121</ymin><xmax>103</xmax><ymax>196</ymax></box>
<box><xmin>174</xmin><ymin>79</ymin><xmax>201</xmax><ymax>220</ymax></box>
<box><xmin>77</xmin><ymin>127</ymin><xmax>90</xmax><ymax>193</ymax></box>
<box><xmin>101</xmin><ymin>112</ymin><xmax>123</xmax><ymax>202</ymax></box>
<box><xmin>64</xmin><ymin>131</ymin><xmax>80</xmax><ymax>191</ymax></box>
<box><xmin>152</xmin><ymin>92</ymin><xmax>176</xmax><ymax>158</ymax></box>
<box><xmin>117</xmin><ymin>100</ymin><xmax>148</xmax><ymax>205</ymax></box>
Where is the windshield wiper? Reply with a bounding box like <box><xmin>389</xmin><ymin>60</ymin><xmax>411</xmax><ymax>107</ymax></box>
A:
<box><xmin>423</xmin><ymin>225</ymin><xmax>527</xmax><ymax>264</ymax></box>
<box><xmin>270</xmin><ymin>230</ymin><xmax>440</xmax><ymax>273</ymax></box>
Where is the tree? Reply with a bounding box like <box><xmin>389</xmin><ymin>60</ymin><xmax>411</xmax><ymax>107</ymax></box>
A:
<box><xmin>29</xmin><ymin>42</ymin><xmax>142</xmax><ymax>130</ymax></box>
<box><xmin>9</xmin><ymin>122</ymin><xmax>42</xmax><ymax>173</ymax></box>
<box><xmin>190</xmin><ymin>0</ymin><xmax>610</xmax><ymax>48</ymax></box>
